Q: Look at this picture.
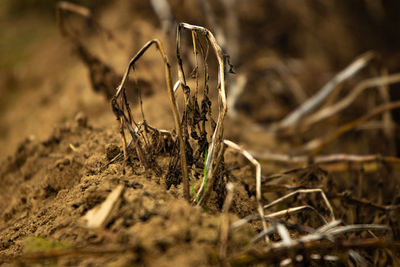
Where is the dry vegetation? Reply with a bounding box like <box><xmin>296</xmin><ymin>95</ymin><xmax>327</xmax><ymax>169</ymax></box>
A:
<box><xmin>1</xmin><ymin>1</ymin><xmax>400</xmax><ymax>266</ymax></box>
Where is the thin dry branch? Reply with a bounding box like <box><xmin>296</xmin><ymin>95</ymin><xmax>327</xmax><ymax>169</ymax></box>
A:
<box><xmin>277</xmin><ymin>52</ymin><xmax>374</xmax><ymax>129</ymax></box>
<box><xmin>114</xmin><ymin>39</ymin><xmax>190</xmax><ymax>200</ymax></box>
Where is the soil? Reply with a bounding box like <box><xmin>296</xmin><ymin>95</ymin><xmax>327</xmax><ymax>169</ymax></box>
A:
<box><xmin>1</xmin><ymin>1</ymin><xmax>400</xmax><ymax>266</ymax></box>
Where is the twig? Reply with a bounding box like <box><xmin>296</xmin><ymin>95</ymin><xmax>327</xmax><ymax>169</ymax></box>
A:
<box><xmin>114</xmin><ymin>39</ymin><xmax>190</xmax><ymax>200</ymax></box>
<box><xmin>277</xmin><ymin>52</ymin><xmax>374</xmax><ymax>129</ymax></box>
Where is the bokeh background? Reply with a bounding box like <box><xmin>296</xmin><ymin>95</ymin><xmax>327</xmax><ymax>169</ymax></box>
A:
<box><xmin>1</xmin><ymin>0</ymin><xmax>400</xmax><ymax>160</ymax></box>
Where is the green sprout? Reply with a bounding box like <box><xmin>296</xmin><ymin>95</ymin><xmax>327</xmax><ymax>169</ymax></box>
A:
<box><xmin>190</xmin><ymin>175</ymin><xmax>199</xmax><ymax>204</ymax></box>
<box><xmin>189</xmin><ymin>147</ymin><xmax>208</xmax><ymax>208</ymax></box>
<box><xmin>203</xmin><ymin>147</ymin><xmax>208</xmax><ymax>192</ymax></box>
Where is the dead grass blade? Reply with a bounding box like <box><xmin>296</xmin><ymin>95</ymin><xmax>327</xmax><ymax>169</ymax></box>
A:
<box><xmin>304</xmin><ymin>73</ymin><xmax>400</xmax><ymax>128</ymax></box>
<box><xmin>263</xmin><ymin>188</ymin><xmax>335</xmax><ymax>222</ymax></box>
<box><xmin>277</xmin><ymin>52</ymin><xmax>374</xmax><ymax>129</ymax></box>
<box><xmin>251</xmin><ymin>151</ymin><xmax>400</xmax><ymax>172</ymax></box>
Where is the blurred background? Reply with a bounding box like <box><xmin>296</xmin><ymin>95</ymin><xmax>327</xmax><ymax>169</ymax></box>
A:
<box><xmin>1</xmin><ymin>0</ymin><xmax>400</xmax><ymax>160</ymax></box>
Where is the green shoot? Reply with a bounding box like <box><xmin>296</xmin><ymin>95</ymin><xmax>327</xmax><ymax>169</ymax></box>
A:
<box><xmin>189</xmin><ymin>148</ymin><xmax>208</xmax><ymax>209</ymax></box>
<box><xmin>203</xmin><ymin>147</ymin><xmax>208</xmax><ymax>192</ymax></box>
<box><xmin>190</xmin><ymin>176</ymin><xmax>199</xmax><ymax>204</ymax></box>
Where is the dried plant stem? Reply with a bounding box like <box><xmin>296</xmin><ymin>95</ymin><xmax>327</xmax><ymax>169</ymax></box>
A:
<box><xmin>223</xmin><ymin>140</ymin><xmax>269</xmax><ymax>243</ymax></box>
<box><xmin>191</xmin><ymin>31</ymin><xmax>200</xmax><ymax>96</ymax></box>
<box><xmin>265</xmin><ymin>205</ymin><xmax>328</xmax><ymax>224</ymax></box>
<box><xmin>378</xmin><ymin>69</ymin><xmax>396</xmax><ymax>155</ymax></box>
<box><xmin>177</xmin><ymin>23</ymin><xmax>228</xmax><ymax>202</ymax></box>
<box><xmin>119</xmin><ymin>118</ymin><xmax>128</xmax><ymax>166</ymax></box>
<box><xmin>310</xmin><ymin>101</ymin><xmax>400</xmax><ymax>155</ymax></box>
<box><xmin>264</xmin><ymin>188</ymin><xmax>335</xmax><ymax>222</ymax></box>
<box><xmin>114</xmin><ymin>39</ymin><xmax>190</xmax><ymax>200</ymax></box>
<box><xmin>278</xmin><ymin>52</ymin><xmax>374</xmax><ymax>129</ymax></box>
<box><xmin>112</xmin><ymin>102</ymin><xmax>147</xmax><ymax>168</ymax></box>
<box><xmin>304</xmin><ymin>73</ymin><xmax>400</xmax><ymax>128</ymax></box>
<box><xmin>252</xmin><ymin>151</ymin><xmax>400</xmax><ymax>167</ymax></box>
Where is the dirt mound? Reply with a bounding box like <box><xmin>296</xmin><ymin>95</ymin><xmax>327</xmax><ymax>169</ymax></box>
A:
<box><xmin>0</xmin><ymin>117</ymin><xmax>257</xmax><ymax>266</ymax></box>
